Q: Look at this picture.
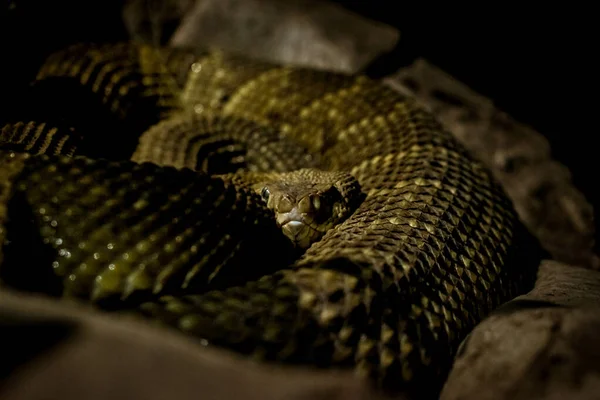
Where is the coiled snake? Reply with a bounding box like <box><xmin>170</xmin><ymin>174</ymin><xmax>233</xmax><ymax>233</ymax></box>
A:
<box><xmin>0</xmin><ymin>43</ymin><xmax>539</xmax><ymax>397</ymax></box>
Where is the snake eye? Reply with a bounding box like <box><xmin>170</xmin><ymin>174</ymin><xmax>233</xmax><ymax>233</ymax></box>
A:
<box><xmin>261</xmin><ymin>187</ymin><xmax>270</xmax><ymax>201</ymax></box>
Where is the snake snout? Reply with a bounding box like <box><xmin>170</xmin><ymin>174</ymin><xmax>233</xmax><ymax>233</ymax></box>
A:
<box><xmin>281</xmin><ymin>220</ymin><xmax>316</xmax><ymax>249</ymax></box>
<box><xmin>283</xmin><ymin>220</ymin><xmax>303</xmax><ymax>237</ymax></box>
<box><xmin>276</xmin><ymin>208</ymin><xmax>321</xmax><ymax>249</ymax></box>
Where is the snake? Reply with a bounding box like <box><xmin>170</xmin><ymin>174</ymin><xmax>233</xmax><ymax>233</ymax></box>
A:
<box><xmin>0</xmin><ymin>42</ymin><xmax>540</xmax><ymax>397</ymax></box>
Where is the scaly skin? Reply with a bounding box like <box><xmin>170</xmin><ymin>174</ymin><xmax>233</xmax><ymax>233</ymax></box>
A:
<box><xmin>132</xmin><ymin>112</ymin><xmax>319</xmax><ymax>174</ymax></box>
<box><xmin>0</xmin><ymin>121</ymin><xmax>81</xmax><ymax>157</ymax></box>
<box><xmin>0</xmin><ymin>43</ymin><xmax>540</xmax><ymax>397</ymax></box>
<box><xmin>0</xmin><ymin>152</ymin><xmax>296</xmax><ymax>308</ymax></box>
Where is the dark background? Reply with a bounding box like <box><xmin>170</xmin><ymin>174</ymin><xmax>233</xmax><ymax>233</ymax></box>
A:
<box><xmin>1</xmin><ymin>1</ymin><xmax>596</xmax><ymax>235</ymax></box>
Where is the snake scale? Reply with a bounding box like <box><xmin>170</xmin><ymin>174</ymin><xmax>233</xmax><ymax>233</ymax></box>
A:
<box><xmin>0</xmin><ymin>42</ymin><xmax>539</xmax><ymax>397</ymax></box>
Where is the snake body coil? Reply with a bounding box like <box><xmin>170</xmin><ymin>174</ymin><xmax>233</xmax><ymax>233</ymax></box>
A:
<box><xmin>0</xmin><ymin>43</ymin><xmax>538</xmax><ymax>397</ymax></box>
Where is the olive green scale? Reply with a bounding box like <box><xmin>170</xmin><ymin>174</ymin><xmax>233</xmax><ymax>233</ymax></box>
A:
<box><xmin>0</xmin><ymin>42</ymin><xmax>540</xmax><ymax>398</ymax></box>
<box><xmin>0</xmin><ymin>121</ymin><xmax>81</xmax><ymax>157</ymax></box>
<box><xmin>132</xmin><ymin>113</ymin><xmax>320</xmax><ymax>175</ymax></box>
<box><xmin>0</xmin><ymin>152</ymin><xmax>295</xmax><ymax>308</ymax></box>
<box><xmin>132</xmin><ymin>44</ymin><xmax>534</xmax><ymax>395</ymax></box>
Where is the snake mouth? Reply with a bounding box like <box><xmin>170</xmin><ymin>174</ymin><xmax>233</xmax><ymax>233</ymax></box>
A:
<box><xmin>280</xmin><ymin>219</ymin><xmax>322</xmax><ymax>249</ymax></box>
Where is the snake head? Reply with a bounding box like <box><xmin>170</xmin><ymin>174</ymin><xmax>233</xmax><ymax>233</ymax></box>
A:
<box><xmin>257</xmin><ymin>169</ymin><xmax>362</xmax><ymax>249</ymax></box>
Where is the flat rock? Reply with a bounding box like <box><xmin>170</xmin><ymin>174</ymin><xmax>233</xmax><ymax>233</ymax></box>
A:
<box><xmin>440</xmin><ymin>260</ymin><xmax>600</xmax><ymax>400</ymax></box>
<box><xmin>0</xmin><ymin>288</ymin><xmax>395</xmax><ymax>400</ymax></box>
<box><xmin>168</xmin><ymin>0</ymin><xmax>399</xmax><ymax>72</ymax></box>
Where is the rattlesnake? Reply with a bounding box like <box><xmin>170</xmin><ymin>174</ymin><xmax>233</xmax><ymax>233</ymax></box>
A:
<box><xmin>0</xmin><ymin>42</ymin><xmax>540</xmax><ymax>397</ymax></box>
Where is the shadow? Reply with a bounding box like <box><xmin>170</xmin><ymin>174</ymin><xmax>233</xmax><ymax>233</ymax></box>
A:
<box><xmin>0</xmin><ymin>309</ymin><xmax>77</xmax><ymax>386</ymax></box>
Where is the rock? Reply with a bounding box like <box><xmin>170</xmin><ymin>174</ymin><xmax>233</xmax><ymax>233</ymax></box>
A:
<box><xmin>515</xmin><ymin>260</ymin><xmax>600</xmax><ymax>306</ymax></box>
<box><xmin>385</xmin><ymin>60</ymin><xmax>598</xmax><ymax>268</ymax></box>
<box><xmin>169</xmin><ymin>0</ymin><xmax>399</xmax><ymax>72</ymax></box>
<box><xmin>440</xmin><ymin>261</ymin><xmax>600</xmax><ymax>400</ymax></box>
<box><xmin>122</xmin><ymin>0</ymin><xmax>196</xmax><ymax>44</ymax></box>
<box><xmin>0</xmin><ymin>288</ymin><xmax>396</xmax><ymax>400</ymax></box>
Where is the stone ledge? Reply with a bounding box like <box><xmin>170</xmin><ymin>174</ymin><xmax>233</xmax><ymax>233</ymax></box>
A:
<box><xmin>168</xmin><ymin>0</ymin><xmax>399</xmax><ymax>72</ymax></box>
<box><xmin>0</xmin><ymin>288</ymin><xmax>395</xmax><ymax>400</ymax></box>
<box><xmin>441</xmin><ymin>261</ymin><xmax>600</xmax><ymax>400</ymax></box>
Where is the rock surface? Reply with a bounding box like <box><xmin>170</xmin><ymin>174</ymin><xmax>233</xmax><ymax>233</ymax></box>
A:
<box><xmin>441</xmin><ymin>261</ymin><xmax>600</xmax><ymax>400</ymax></box>
<box><xmin>0</xmin><ymin>289</ymin><xmax>395</xmax><ymax>400</ymax></box>
<box><xmin>168</xmin><ymin>0</ymin><xmax>400</xmax><ymax>72</ymax></box>
<box><xmin>122</xmin><ymin>0</ymin><xmax>196</xmax><ymax>45</ymax></box>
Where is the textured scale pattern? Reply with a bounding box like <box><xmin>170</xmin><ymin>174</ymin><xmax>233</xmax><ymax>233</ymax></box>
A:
<box><xmin>0</xmin><ymin>42</ymin><xmax>538</xmax><ymax>397</ymax></box>
<box><xmin>181</xmin><ymin>51</ymin><xmax>279</xmax><ymax>114</ymax></box>
<box><xmin>34</xmin><ymin>43</ymin><xmax>198</xmax><ymax>134</ymax></box>
<box><xmin>0</xmin><ymin>121</ymin><xmax>82</xmax><ymax>156</ymax></box>
<box><xmin>0</xmin><ymin>152</ymin><xmax>296</xmax><ymax>308</ymax></box>
<box><xmin>140</xmin><ymin>82</ymin><xmax>526</xmax><ymax>395</ymax></box>
<box><xmin>132</xmin><ymin>113</ymin><xmax>319</xmax><ymax>174</ymax></box>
